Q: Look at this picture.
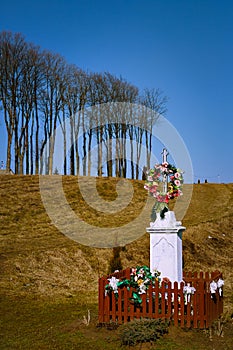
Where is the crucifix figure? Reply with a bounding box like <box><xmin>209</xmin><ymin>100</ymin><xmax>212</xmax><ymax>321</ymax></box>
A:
<box><xmin>161</xmin><ymin>148</ymin><xmax>169</xmax><ymax>164</ymax></box>
<box><xmin>161</xmin><ymin>148</ymin><xmax>169</xmax><ymax>193</ymax></box>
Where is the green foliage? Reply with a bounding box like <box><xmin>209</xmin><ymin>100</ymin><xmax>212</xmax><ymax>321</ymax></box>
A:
<box><xmin>108</xmin><ymin>247</ymin><xmax>123</xmax><ymax>274</ymax></box>
<box><xmin>151</xmin><ymin>201</ymin><xmax>168</xmax><ymax>221</ymax></box>
<box><xmin>118</xmin><ymin>318</ymin><xmax>169</xmax><ymax>346</ymax></box>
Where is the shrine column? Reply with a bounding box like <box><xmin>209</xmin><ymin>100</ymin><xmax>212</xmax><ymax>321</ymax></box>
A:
<box><xmin>146</xmin><ymin>211</ymin><xmax>185</xmax><ymax>283</ymax></box>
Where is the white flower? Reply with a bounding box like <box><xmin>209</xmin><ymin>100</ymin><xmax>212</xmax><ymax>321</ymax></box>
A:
<box><xmin>217</xmin><ymin>278</ymin><xmax>224</xmax><ymax>288</ymax></box>
<box><xmin>108</xmin><ymin>276</ymin><xmax>119</xmax><ymax>293</ymax></box>
<box><xmin>217</xmin><ymin>278</ymin><xmax>224</xmax><ymax>296</ymax></box>
<box><xmin>139</xmin><ymin>283</ymin><xmax>147</xmax><ymax>294</ymax></box>
<box><xmin>183</xmin><ymin>283</ymin><xmax>196</xmax><ymax>304</ymax></box>
<box><xmin>210</xmin><ymin>281</ymin><xmax>218</xmax><ymax>294</ymax></box>
<box><xmin>183</xmin><ymin>283</ymin><xmax>196</xmax><ymax>295</ymax></box>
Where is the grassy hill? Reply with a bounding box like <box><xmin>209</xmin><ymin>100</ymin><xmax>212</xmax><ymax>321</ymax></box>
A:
<box><xmin>0</xmin><ymin>175</ymin><xmax>233</xmax><ymax>349</ymax></box>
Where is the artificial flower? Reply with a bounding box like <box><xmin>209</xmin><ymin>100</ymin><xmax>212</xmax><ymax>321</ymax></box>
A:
<box><xmin>105</xmin><ymin>266</ymin><xmax>161</xmax><ymax>305</ymax></box>
<box><xmin>144</xmin><ymin>163</ymin><xmax>183</xmax><ymax>207</ymax></box>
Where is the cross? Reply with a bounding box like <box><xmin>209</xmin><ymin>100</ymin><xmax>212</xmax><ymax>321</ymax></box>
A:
<box><xmin>161</xmin><ymin>148</ymin><xmax>169</xmax><ymax>193</ymax></box>
<box><xmin>161</xmin><ymin>148</ymin><xmax>169</xmax><ymax>164</ymax></box>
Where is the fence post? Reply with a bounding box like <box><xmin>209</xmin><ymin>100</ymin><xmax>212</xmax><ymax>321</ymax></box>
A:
<box><xmin>125</xmin><ymin>267</ymin><xmax>131</xmax><ymax>279</ymax></box>
<box><xmin>98</xmin><ymin>277</ymin><xmax>104</xmax><ymax>323</ymax></box>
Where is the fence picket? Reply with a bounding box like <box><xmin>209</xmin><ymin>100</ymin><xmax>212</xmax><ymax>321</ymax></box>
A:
<box><xmin>192</xmin><ymin>280</ymin><xmax>198</xmax><ymax>328</ymax></box>
<box><xmin>167</xmin><ymin>282</ymin><xmax>172</xmax><ymax>321</ymax></box>
<box><xmin>111</xmin><ymin>292</ymin><xmax>116</xmax><ymax>322</ymax></box>
<box><xmin>117</xmin><ymin>288</ymin><xmax>122</xmax><ymax>324</ymax></box>
<box><xmin>199</xmin><ymin>278</ymin><xmax>205</xmax><ymax>328</ymax></box>
<box><xmin>148</xmin><ymin>284</ymin><xmax>153</xmax><ymax>318</ymax></box>
<box><xmin>161</xmin><ymin>282</ymin><xmax>166</xmax><ymax>318</ymax></box>
<box><xmin>142</xmin><ymin>291</ymin><xmax>147</xmax><ymax>318</ymax></box>
<box><xmin>123</xmin><ymin>287</ymin><xmax>128</xmax><ymax>322</ymax></box>
<box><xmin>180</xmin><ymin>281</ymin><xmax>185</xmax><ymax>327</ymax></box>
<box><xmin>173</xmin><ymin>282</ymin><xmax>179</xmax><ymax>326</ymax></box>
<box><xmin>105</xmin><ymin>286</ymin><xmax>110</xmax><ymax>323</ymax></box>
<box><xmin>154</xmin><ymin>280</ymin><xmax>159</xmax><ymax>317</ymax></box>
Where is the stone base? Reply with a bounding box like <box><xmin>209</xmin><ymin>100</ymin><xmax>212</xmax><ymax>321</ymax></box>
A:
<box><xmin>147</xmin><ymin>211</ymin><xmax>185</xmax><ymax>283</ymax></box>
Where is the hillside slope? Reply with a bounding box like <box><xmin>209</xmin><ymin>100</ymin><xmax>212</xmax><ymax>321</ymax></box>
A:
<box><xmin>0</xmin><ymin>175</ymin><xmax>233</xmax><ymax>312</ymax></box>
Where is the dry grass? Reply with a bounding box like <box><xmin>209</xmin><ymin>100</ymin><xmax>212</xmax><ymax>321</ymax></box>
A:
<box><xmin>0</xmin><ymin>176</ymin><xmax>233</xmax><ymax>302</ymax></box>
<box><xmin>0</xmin><ymin>175</ymin><xmax>233</xmax><ymax>349</ymax></box>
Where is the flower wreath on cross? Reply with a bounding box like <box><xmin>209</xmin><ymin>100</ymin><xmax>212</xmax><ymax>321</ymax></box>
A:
<box><xmin>144</xmin><ymin>162</ymin><xmax>184</xmax><ymax>221</ymax></box>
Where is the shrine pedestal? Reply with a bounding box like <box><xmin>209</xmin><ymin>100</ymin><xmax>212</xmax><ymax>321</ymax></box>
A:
<box><xmin>146</xmin><ymin>211</ymin><xmax>186</xmax><ymax>283</ymax></box>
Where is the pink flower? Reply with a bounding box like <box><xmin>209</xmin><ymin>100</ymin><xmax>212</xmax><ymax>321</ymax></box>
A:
<box><xmin>175</xmin><ymin>172</ymin><xmax>180</xmax><ymax>179</ymax></box>
<box><xmin>131</xmin><ymin>268</ymin><xmax>137</xmax><ymax>275</ymax></box>
<box><xmin>147</xmin><ymin>175</ymin><xmax>153</xmax><ymax>182</ymax></box>
<box><xmin>174</xmin><ymin>179</ymin><xmax>180</xmax><ymax>186</ymax></box>
<box><xmin>149</xmin><ymin>185</ymin><xmax>157</xmax><ymax>193</ymax></box>
<box><xmin>156</xmin><ymin>194</ymin><xmax>169</xmax><ymax>203</ymax></box>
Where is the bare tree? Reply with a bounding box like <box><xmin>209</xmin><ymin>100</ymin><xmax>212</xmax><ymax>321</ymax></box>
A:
<box><xmin>0</xmin><ymin>31</ymin><xmax>32</xmax><ymax>173</ymax></box>
<box><xmin>141</xmin><ymin>88</ymin><xmax>168</xmax><ymax>170</ymax></box>
<box><xmin>65</xmin><ymin>66</ymin><xmax>88</xmax><ymax>175</ymax></box>
<box><xmin>88</xmin><ymin>73</ymin><xmax>139</xmax><ymax>178</ymax></box>
<box><xmin>18</xmin><ymin>44</ymin><xmax>42</xmax><ymax>174</ymax></box>
<box><xmin>39</xmin><ymin>51</ymin><xmax>66</xmax><ymax>174</ymax></box>
<box><xmin>0</xmin><ymin>30</ymin><xmax>168</xmax><ymax>178</ymax></box>
<box><xmin>30</xmin><ymin>47</ymin><xmax>44</xmax><ymax>174</ymax></box>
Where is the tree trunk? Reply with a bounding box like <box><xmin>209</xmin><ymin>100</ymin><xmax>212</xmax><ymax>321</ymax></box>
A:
<box><xmin>87</xmin><ymin>128</ymin><xmax>93</xmax><ymax>176</ymax></box>
<box><xmin>6</xmin><ymin>132</ymin><xmax>12</xmax><ymax>172</ymax></box>
<box><xmin>30</xmin><ymin>112</ymin><xmax>34</xmax><ymax>175</ymax></box>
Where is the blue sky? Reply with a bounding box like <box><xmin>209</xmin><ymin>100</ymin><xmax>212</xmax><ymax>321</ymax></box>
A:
<box><xmin>0</xmin><ymin>0</ymin><xmax>232</xmax><ymax>183</ymax></box>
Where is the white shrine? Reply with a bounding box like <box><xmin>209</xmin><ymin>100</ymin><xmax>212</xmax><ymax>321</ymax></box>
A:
<box><xmin>146</xmin><ymin>149</ymin><xmax>186</xmax><ymax>283</ymax></box>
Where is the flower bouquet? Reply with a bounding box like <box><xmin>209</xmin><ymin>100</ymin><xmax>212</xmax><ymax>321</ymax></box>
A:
<box><xmin>105</xmin><ymin>266</ymin><xmax>161</xmax><ymax>305</ymax></box>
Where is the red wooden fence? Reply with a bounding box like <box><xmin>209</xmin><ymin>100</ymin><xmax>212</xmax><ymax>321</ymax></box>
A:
<box><xmin>98</xmin><ymin>269</ymin><xmax>223</xmax><ymax>329</ymax></box>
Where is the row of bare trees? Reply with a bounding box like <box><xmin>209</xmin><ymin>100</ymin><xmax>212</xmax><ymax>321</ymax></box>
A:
<box><xmin>0</xmin><ymin>31</ymin><xmax>167</xmax><ymax>178</ymax></box>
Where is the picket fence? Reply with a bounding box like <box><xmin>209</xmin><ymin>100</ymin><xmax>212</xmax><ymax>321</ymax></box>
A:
<box><xmin>98</xmin><ymin>268</ymin><xmax>223</xmax><ymax>329</ymax></box>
